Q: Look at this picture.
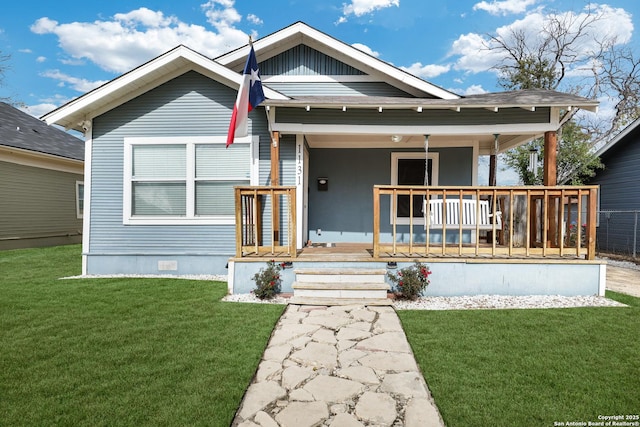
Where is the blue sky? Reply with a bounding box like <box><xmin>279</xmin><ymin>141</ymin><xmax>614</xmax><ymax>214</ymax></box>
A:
<box><xmin>0</xmin><ymin>0</ymin><xmax>638</xmax><ymax>120</ymax></box>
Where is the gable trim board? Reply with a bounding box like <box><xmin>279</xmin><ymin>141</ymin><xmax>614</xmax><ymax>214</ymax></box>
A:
<box><xmin>216</xmin><ymin>22</ymin><xmax>458</xmax><ymax>100</ymax></box>
<box><xmin>42</xmin><ymin>45</ymin><xmax>288</xmax><ymax>132</ymax></box>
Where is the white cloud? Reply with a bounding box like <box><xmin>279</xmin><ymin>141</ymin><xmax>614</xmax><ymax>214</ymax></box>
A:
<box><xmin>247</xmin><ymin>14</ymin><xmax>263</xmax><ymax>25</ymax></box>
<box><xmin>30</xmin><ymin>2</ymin><xmax>249</xmax><ymax>74</ymax></box>
<box><xmin>473</xmin><ymin>0</ymin><xmax>538</xmax><ymax>16</ymax></box>
<box><xmin>337</xmin><ymin>0</ymin><xmax>400</xmax><ymax>24</ymax></box>
<box><xmin>36</xmin><ymin>56</ymin><xmax>46</xmax><ymax>63</ymax></box>
<box><xmin>21</xmin><ymin>103</ymin><xmax>60</xmax><ymax>118</ymax></box>
<box><xmin>41</xmin><ymin>69</ymin><xmax>108</xmax><ymax>92</ymax></box>
<box><xmin>449</xmin><ymin>32</ymin><xmax>504</xmax><ymax>74</ymax></box>
<box><xmin>351</xmin><ymin>43</ymin><xmax>379</xmax><ymax>57</ymax></box>
<box><xmin>400</xmin><ymin>62</ymin><xmax>451</xmax><ymax>79</ymax></box>
<box><xmin>461</xmin><ymin>84</ymin><xmax>487</xmax><ymax>95</ymax></box>
<box><xmin>18</xmin><ymin>48</ymin><xmax>33</xmax><ymax>54</ymax></box>
<box><xmin>449</xmin><ymin>4</ymin><xmax>634</xmax><ymax>76</ymax></box>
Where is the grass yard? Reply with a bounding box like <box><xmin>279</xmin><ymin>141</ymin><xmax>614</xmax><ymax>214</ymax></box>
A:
<box><xmin>399</xmin><ymin>291</ymin><xmax>640</xmax><ymax>427</ymax></box>
<box><xmin>0</xmin><ymin>245</ymin><xmax>285</xmax><ymax>427</ymax></box>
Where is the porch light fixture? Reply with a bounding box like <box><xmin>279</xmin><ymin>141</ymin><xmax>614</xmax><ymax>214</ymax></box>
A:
<box><xmin>391</xmin><ymin>135</ymin><xmax>403</xmax><ymax>143</ymax></box>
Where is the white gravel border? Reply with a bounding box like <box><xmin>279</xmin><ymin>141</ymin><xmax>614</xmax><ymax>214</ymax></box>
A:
<box><xmin>222</xmin><ymin>293</ymin><xmax>626</xmax><ymax>310</ymax></box>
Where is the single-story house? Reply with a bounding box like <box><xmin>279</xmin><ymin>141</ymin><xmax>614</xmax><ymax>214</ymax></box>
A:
<box><xmin>1</xmin><ymin>102</ymin><xmax>84</xmax><ymax>250</ymax></box>
<box><xmin>588</xmin><ymin>117</ymin><xmax>640</xmax><ymax>256</ymax></box>
<box><xmin>42</xmin><ymin>22</ymin><xmax>605</xmax><ymax>300</ymax></box>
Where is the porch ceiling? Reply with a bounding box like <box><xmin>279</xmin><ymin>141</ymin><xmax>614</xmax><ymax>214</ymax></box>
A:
<box><xmin>303</xmin><ymin>133</ymin><xmax>530</xmax><ymax>154</ymax></box>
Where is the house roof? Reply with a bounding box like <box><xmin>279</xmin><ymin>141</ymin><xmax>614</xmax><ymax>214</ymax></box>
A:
<box><xmin>41</xmin><ymin>21</ymin><xmax>598</xmax><ymax>139</ymax></box>
<box><xmin>41</xmin><ymin>45</ymin><xmax>288</xmax><ymax>132</ymax></box>
<box><xmin>263</xmin><ymin>89</ymin><xmax>598</xmax><ymax>112</ymax></box>
<box><xmin>595</xmin><ymin>116</ymin><xmax>640</xmax><ymax>158</ymax></box>
<box><xmin>0</xmin><ymin>102</ymin><xmax>84</xmax><ymax>161</ymax></box>
<box><xmin>216</xmin><ymin>21</ymin><xmax>459</xmax><ymax>100</ymax></box>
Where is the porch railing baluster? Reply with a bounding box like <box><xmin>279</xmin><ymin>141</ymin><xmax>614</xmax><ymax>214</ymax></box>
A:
<box><xmin>369</xmin><ymin>185</ymin><xmax>597</xmax><ymax>261</ymax></box>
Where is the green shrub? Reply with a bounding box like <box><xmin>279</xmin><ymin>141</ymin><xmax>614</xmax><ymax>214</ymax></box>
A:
<box><xmin>252</xmin><ymin>260</ymin><xmax>283</xmax><ymax>299</ymax></box>
<box><xmin>387</xmin><ymin>261</ymin><xmax>431</xmax><ymax>300</ymax></box>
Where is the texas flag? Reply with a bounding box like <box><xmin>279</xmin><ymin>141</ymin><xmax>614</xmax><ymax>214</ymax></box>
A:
<box><xmin>226</xmin><ymin>45</ymin><xmax>265</xmax><ymax>148</ymax></box>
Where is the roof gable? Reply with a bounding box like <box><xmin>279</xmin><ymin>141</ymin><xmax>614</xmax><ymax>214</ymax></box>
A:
<box><xmin>0</xmin><ymin>102</ymin><xmax>84</xmax><ymax>160</ymax></box>
<box><xmin>42</xmin><ymin>45</ymin><xmax>287</xmax><ymax>132</ymax></box>
<box><xmin>216</xmin><ymin>22</ymin><xmax>458</xmax><ymax>100</ymax></box>
<box><xmin>260</xmin><ymin>44</ymin><xmax>365</xmax><ymax>77</ymax></box>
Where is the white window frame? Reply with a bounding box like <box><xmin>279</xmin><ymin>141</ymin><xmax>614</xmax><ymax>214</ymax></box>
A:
<box><xmin>123</xmin><ymin>135</ymin><xmax>258</xmax><ymax>225</ymax></box>
<box><xmin>390</xmin><ymin>152</ymin><xmax>439</xmax><ymax>225</ymax></box>
<box><xmin>75</xmin><ymin>181</ymin><xmax>84</xmax><ymax>219</ymax></box>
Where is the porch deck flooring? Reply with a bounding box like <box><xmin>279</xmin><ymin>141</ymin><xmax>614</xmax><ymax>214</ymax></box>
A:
<box><xmin>236</xmin><ymin>242</ymin><xmax>589</xmax><ymax>262</ymax></box>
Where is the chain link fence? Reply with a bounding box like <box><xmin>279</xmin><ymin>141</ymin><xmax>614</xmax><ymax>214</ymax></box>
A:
<box><xmin>596</xmin><ymin>210</ymin><xmax>640</xmax><ymax>258</ymax></box>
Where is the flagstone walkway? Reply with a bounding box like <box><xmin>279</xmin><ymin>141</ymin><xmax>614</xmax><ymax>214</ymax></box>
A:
<box><xmin>231</xmin><ymin>304</ymin><xmax>444</xmax><ymax>427</ymax></box>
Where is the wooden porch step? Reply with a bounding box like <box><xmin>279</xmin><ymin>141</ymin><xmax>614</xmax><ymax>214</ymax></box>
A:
<box><xmin>289</xmin><ymin>296</ymin><xmax>393</xmax><ymax>306</ymax></box>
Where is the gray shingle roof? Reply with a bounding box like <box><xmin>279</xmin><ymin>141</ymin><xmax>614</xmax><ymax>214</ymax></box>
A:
<box><xmin>263</xmin><ymin>89</ymin><xmax>598</xmax><ymax>111</ymax></box>
<box><xmin>0</xmin><ymin>102</ymin><xmax>84</xmax><ymax>161</ymax></box>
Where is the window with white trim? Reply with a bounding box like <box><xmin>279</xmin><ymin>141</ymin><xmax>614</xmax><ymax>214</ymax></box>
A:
<box><xmin>390</xmin><ymin>152</ymin><xmax>439</xmax><ymax>224</ymax></box>
<box><xmin>124</xmin><ymin>136</ymin><xmax>257</xmax><ymax>225</ymax></box>
<box><xmin>76</xmin><ymin>181</ymin><xmax>84</xmax><ymax>219</ymax></box>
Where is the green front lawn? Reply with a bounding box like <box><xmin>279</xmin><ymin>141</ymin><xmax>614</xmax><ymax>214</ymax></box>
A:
<box><xmin>0</xmin><ymin>245</ymin><xmax>284</xmax><ymax>427</ymax></box>
<box><xmin>400</xmin><ymin>292</ymin><xmax>640</xmax><ymax>427</ymax></box>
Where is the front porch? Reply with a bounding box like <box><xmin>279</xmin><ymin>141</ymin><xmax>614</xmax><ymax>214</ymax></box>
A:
<box><xmin>228</xmin><ymin>184</ymin><xmax>606</xmax><ymax>298</ymax></box>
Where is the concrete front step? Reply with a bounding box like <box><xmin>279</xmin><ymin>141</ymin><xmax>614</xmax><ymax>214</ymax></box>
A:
<box><xmin>292</xmin><ymin>268</ymin><xmax>390</xmax><ymax>304</ymax></box>
<box><xmin>288</xmin><ymin>296</ymin><xmax>393</xmax><ymax>306</ymax></box>
<box><xmin>294</xmin><ymin>268</ymin><xmax>387</xmax><ymax>284</ymax></box>
<box><xmin>293</xmin><ymin>282</ymin><xmax>389</xmax><ymax>290</ymax></box>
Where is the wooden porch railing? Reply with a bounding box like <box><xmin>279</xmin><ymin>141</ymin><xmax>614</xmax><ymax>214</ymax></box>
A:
<box><xmin>373</xmin><ymin>185</ymin><xmax>598</xmax><ymax>260</ymax></box>
<box><xmin>234</xmin><ymin>186</ymin><xmax>297</xmax><ymax>258</ymax></box>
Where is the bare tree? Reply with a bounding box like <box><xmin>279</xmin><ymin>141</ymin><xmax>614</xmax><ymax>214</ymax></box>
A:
<box><xmin>586</xmin><ymin>41</ymin><xmax>640</xmax><ymax>140</ymax></box>
<box><xmin>0</xmin><ymin>51</ymin><xmax>14</xmax><ymax>104</ymax></box>
<box><xmin>490</xmin><ymin>6</ymin><xmax>606</xmax><ymax>91</ymax></box>
<box><xmin>487</xmin><ymin>5</ymin><xmax>639</xmax><ymax>184</ymax></box>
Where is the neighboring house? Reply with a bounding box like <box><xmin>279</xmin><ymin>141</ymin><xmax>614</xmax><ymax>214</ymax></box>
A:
<box><xmin>588</xmin><ymin>118</ymin><xmax>640</xmax><ymax>256</ymax></box>
<box><xmin>42</xmin><ymin>22</ymin><xmax>604</xmax><ymax>297</ymax></box>
<box><xmin>0</xmin><ymin>102</ymin><xmax>84</xmax><ymax>250</ymax></box>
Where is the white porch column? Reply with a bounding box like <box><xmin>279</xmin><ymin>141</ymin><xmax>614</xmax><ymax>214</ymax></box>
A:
<box><xmin>295</xmin><ymin>134</ymin><xmax>305</xmax><ymax>249</ymax></box>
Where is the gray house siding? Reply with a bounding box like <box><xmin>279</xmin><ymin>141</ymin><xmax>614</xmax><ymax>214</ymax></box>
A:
<box><xmin>265</xmin><ymin>82</ymin><xmax>413</xmax><ymax>98</ymax></box>
<box><xmin>260</xmin><ymin>44</ymin><xmax>366</xmax><ymax>76</ymax></box>
<box><xmin>86</xmin><ymin>70</ymin><xmax>275</xmax><ymax>274</ymax></box>
<box><xmin>589</xmin><ymin>124</ymin><xmax>640</xmax><ymax>255</ymax></box>
<box><xmin>1</xmin><ymin>161</ymin><xmax>82</xmax><ymax>250</ymax></box>
<box><xmin>307</xmin><ymin>147</ymin><xmax>473</xmax><ymax>243</ymax></box>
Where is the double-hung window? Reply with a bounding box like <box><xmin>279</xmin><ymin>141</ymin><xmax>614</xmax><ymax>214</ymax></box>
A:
<box><xmin>124</xmin><ymin>136</ymin><xmax>257</xmax><ymax>224</ymax></box>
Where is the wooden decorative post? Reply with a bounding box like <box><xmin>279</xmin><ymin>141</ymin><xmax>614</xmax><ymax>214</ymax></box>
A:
<box><xmin>271</xmin><ymin>131</ymin><xmax>280</xmax><ymax>245</ymax></box>
<box><xmin>543</xmin><ymin>131</ymin><xmax>557</xmax><ymax>186</ymax></box>
<box><xmin>488</xmin><ymin>134</ymin><xmax>499</xmax><ymax>186</ymax></box>
<box><xmin>544</xmin><ymin>131</ymin><xmax>558</xmax><ymax>247</ymax></box>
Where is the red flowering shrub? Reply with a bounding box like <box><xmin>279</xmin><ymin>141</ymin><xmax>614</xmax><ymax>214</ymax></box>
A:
<box><xmin>252</xmin><ymin>260</ymin><xmax>283</xmax><ymax>300</ymax></box>
<box><xmin>386</xmin><ymin>261</ymin><xmax>431</xmax><ymax>301</ymax></box>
